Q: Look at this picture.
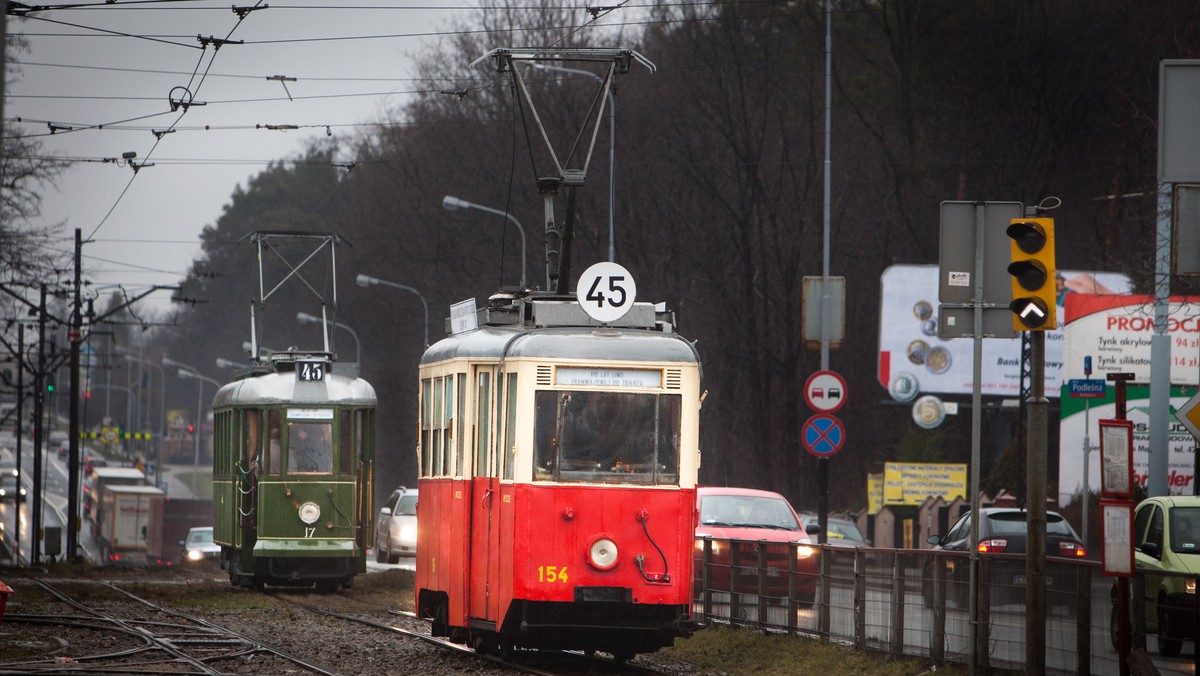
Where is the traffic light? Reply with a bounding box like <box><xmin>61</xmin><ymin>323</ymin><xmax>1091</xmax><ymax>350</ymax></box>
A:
<box><xmin>1006</xmin><ymin>217</ymin><xmax>1056</xmax><ymax>331</ymax></box>
<box><xmin>46</xmin><ymin>376</ymin><xmax>55</xmax><ymax>393</ymax></box>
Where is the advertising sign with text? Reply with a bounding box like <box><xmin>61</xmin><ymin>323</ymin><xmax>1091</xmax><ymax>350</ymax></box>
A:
<box><xmin>1061</xmin><ymin>294</ymin><xmax>1200</xmax><ymax>384</ymax></box>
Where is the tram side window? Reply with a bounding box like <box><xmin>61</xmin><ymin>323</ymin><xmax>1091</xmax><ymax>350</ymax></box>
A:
<box><xmin>288</xmin><ymin>421</ymin><xmax>333</xmax><ymax>474</ymax></box>
<box><xmin>421</xmin><ymin>380</ymin><xmax>433</xmax><ymax>477</ymax></box>
<box><xmin>266</xmin><ymin>409</ymin><xmax>281</xmax><ymax>475</ymax></box>
<box><xmin>213</xmin><ymin>411</ymin><xmax>227</xmax><ymax>475</ymax></box>
<box><xmin>503</xmin><ymin>373</ymin><xmax>517</xmax><ymax>481</ymax></box>
<box><xmin>420</xmin><ymin>375</ymin><xmax>459</xmax><ymax>477</ymax></box>
<box><xmin>476</xmin><ymin>372</ymin><xmax>491</xmax><ymax>477</ymax></box>
<box><xmin>534</xmin><ymin>391</ymin><xmax>681</xmax><ymax>485</ymax></box>
<box><xmin>453</xmin><ymin>374</ymin><xmax>463</xmax><ymax>475</ymax></box>
<box><xmin>356</xmin><ymin>408</ymin><xmax>371</xmax><ymax>470</ymax></box>
<box><xmin>338</xmin><ymin>410</ymin><xmax>353</xmax><ymax>475</ymax></box>
<box><xmin>242</xmin><ymin>409</ymin><xmax>261</xmax><ymax>473</ymax></box>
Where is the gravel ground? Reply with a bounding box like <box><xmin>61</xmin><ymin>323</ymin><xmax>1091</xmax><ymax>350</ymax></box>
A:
<box><xmin>0</xmin><ymin>563</ymin><xmax>697</xmax><ymax>675</ymax></box>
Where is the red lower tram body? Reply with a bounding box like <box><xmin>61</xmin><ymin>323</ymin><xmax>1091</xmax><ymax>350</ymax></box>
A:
<box><xmin>416</xmin><ymin>478</ymin><xmax>697</xmax><ymax>657</ymax></box>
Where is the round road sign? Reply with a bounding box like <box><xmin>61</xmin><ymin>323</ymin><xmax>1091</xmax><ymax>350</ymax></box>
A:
<box><xmin>802</xmin><ymin>413</ymin><xmax>845</xmax><ymax>458</ymax></box>
<box><xmin>576</xmin><ymin>262</ymin><xmax>637</xmax><ymax>323</ymax></box>
<box><xmin>804</xmin><ymin>370</ymin><xmax>847</xmax><ymax>413</ymax></box>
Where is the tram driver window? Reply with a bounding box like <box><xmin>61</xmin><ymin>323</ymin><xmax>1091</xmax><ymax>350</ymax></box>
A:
<box><xmin>534</xmin><ymin>391</ymin><xmax>681</xmax><ymax>485</ymax></box>
<box><xmin>288</xmin><ymin>422</ymin><xmax>334</xmax><ymax>474</ymax></box>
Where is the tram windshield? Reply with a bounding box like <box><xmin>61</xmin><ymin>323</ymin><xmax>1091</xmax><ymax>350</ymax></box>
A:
<box><xmin>288</xmin><ymin>422</ymin><xmax>334</xmax><ymax>474</ymax></box>
<box><xmin>534</xmin><ymin>391</ymin><xmax>680</xmax><ymax>485</ymax></box>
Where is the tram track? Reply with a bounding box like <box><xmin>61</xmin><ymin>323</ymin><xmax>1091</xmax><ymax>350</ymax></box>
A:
<box><xmin>282</xmin><ymin>598</ymin><xmax>672</xmax><ymax>676</ymax></box>
<box><xmin>1</xmin><ymin>577</ymin><xmax>338</xmax><ymax>675</ymax></box>
<box><xmin>0</xmin><ymin>569</ymin><xmax>684</xmax><ymax>675</ymax></box>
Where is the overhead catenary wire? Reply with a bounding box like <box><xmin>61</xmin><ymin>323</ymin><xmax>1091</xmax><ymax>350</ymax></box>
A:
<box><xmin>5</xmin><ymin>0</ymin><xmax>864</xmax><ymax>302</ymax></box>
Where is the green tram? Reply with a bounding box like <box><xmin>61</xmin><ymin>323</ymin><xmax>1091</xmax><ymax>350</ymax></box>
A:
<box><xmin>211</xmin><ymin>350</ymin><xmax>376</xmax><ymax>591</ymax></box>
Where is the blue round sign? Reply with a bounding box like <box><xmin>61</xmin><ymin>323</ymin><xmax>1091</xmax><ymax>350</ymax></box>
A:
<box><xmin>802</xmin><ymin>413</ymin><xmax>845</xmax><ymax>458</ymax></box>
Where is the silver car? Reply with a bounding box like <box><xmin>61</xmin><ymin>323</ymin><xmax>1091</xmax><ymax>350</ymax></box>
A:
<box><xmin>375</xmin><ymin>488</ymin><xmax>418</xmax><ymax>564</ymax></box>
<box><xmin>180</xmin><ymin>526</ymin><xmax>220</xmax><ymax>564</ymax></box>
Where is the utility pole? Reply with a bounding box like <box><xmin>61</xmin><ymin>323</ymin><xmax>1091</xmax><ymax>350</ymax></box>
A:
<box><xmin>31</xmin><ymin>284</ymin><xmax>46</xmax><ymax>565</ymax></box>
<box><xmin>68</xmin><ymin>229</ymin><xmax>83</xmax><ymax>561</ymax></box>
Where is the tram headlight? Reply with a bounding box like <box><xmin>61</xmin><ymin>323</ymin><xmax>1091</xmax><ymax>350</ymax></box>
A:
<box><xmin>298</xmin><ymin>501</ymin><xmax>321</xmax><ymax>525</ymax></box>
<box><xmin>587</xmin><ymin>536</ymin><xmax>619</xmax><ymax>570</ymax></box>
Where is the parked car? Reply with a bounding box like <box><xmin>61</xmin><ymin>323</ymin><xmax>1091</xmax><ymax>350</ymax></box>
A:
<box><xmin>923</xmin><ymin>507</ymin><xmax>1085</xmax><ymax>608</ymax></box>
<box><xmin>179</xmin><ymin>526</ymin><xmax>220</xmax><ymax>564</ymax></box>
<box><xmin>694</xmin><ymin>486</ymin><xmax>818</xmax><ymax>604</ymax></box>
<box><xmin>1110</xmin><ymin>496</ymin><xmax>1200</xmax><ymax>657</ymax></box>
<box><xmin>375</xmin><ymin>487</ymin><xmax>418</xmax><ymax>564</ymax></box>
<box><xmin>0</xmin><ymin>467</ymin><xmax>26</xmax><ymax>502</ymax></box>
<box><xmin>798</xmin><ymin>513</ymin><xmax>868</xmax><ymax>547</ymax></box>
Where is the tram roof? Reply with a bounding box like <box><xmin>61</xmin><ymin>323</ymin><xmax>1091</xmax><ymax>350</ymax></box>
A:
<box><xmin>212</xmin><ymin>370</ymin><xmax>376</xmax><ymax>408</ymax></box>
<box><xmin>421</xmin><ymin>324</ymin><xmax>700</xmax><ymax>365</ymax></box>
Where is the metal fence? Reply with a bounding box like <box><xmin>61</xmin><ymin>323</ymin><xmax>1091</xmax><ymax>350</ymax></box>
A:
<box><xmin>692</xmin><ymin>539</ymin><xmax>1195</xmax><ymax>675</ymax></box>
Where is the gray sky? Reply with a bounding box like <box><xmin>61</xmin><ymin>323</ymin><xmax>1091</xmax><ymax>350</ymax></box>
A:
<box><xmin>7</xmin><ymin>1</ymin><xmax>470</xmax><ymax>314</ymax></box>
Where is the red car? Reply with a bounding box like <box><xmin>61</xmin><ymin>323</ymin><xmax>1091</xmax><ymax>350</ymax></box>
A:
<box><xmin>694</xmin><ymin>486</ymin><xmax>818</xmax><ymax>604</ymax></box>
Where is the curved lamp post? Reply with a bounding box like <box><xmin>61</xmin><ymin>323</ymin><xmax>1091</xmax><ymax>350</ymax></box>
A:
<box><xmin>356</xmin><ymin>274</ymin><xmax>430</xmax><ymax>347</ymax></box>
<box><xmin>442</xmin><ymin>195</ymin><xmax>528</xmax><ymax>288</ymax></box>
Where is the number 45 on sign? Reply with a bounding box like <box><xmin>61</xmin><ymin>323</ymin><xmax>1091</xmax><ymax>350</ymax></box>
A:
<box><xmin>577</xmin><ymin>262</ymin><xmax>638</xmax><ymax>323</ymax></box>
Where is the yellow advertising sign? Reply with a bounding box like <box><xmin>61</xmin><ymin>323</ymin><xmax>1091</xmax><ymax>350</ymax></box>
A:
<box><xmin>883</xmin><ymin>462</ymin><xmax>968</xmax><ymax>506</ymax></box>
<box><xmin>867</xmin><ymin>473</ymin><xmax>884</xmax><ymax>513</ymax></box>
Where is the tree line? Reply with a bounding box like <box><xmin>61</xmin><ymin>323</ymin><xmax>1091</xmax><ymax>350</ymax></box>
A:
<box><xmin>11</xmin><ymin>1</ymin><xmax>1199</xmax><ymax>512</ymax></box>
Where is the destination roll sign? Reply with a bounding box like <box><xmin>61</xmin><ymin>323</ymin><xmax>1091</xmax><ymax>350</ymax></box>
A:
<box><xmin>1006</xmin><ymin>217</ymin><xmax>1056</xmax><ymax>331</ymax></box>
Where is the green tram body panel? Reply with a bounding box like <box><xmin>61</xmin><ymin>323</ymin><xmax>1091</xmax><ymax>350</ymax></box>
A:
<box><xmin>209</xmin><ymin>357</ymin><xmax>377</xmax><ymax>586</ymax></box>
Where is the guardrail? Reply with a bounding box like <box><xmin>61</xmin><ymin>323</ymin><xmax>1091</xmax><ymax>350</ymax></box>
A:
<box><xmin>691</xmin><ymin>539</ymin><xmax>1173</xmax><ymax>675</ymax></box>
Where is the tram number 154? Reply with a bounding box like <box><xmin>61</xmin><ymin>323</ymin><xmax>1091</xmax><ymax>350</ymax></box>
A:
<box><xmin>537</xmin><ymin>565</ymin><xmax>569</xmax><ymax>584</ymax></box>
<box><xmin>576</xmin><ymin>262</ymin><xmax>638</xmax><ymax>323</ymax></box>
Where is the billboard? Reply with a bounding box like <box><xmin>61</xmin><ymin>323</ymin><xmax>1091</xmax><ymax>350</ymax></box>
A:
<box><xmin>1057</xmin><ymin>294</ymin><xmax>1200</xmax><ymax>505</ymax></box>
<box><xmin>1061</xmin><ymin>294</ymin><xmax>1200</xmax><ymax>383</ymax></box>
<box><xmin>878</xmin><ymin>265</ymin><xmax>1130</xmax><ymax>397</ymax></box>
<box><xmin>883</xmin><ymin>462</ymin><xmax>968</xmax><ymax>506</ymax></box>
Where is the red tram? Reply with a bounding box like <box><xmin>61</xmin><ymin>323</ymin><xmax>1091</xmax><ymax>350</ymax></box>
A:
<box><xmin>415</xmin><ymin>291</ymin><xmax>702</xmax><ymax>661</ymax></box>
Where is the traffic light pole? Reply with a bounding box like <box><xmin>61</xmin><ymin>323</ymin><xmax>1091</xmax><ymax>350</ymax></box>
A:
<box><xmin>1025</xmin><ymin>329</ymin><xmax>1048</xmax><ymax>674</ymax></box>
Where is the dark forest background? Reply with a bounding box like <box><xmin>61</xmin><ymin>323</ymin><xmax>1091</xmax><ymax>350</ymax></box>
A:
<box><xmin>85</xmin><ymin>1</ymin><xmax>1200</xmax><ymax>512</ymax></box>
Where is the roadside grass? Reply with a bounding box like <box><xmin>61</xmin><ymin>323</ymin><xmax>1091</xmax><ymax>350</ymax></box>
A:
<box><xmin>646</xmin><ymin>624</ymin><xmax>966</xmax><ymax>676</ymax></box>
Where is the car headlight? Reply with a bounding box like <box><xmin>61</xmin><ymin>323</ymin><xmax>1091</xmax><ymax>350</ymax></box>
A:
<box><xmin>795</xmin><ymin>544</ymin><xmax>816</xmax><ymax>560</ymax></box>
<box><xmin>399</xmin><ymin>525</ymin><xmax>417</xmax><ymax>545</ymax></box>
<box><xmin>187</xmin><ymin>549</ymin><xmax>204</xmax><ymax>562</ymax></box>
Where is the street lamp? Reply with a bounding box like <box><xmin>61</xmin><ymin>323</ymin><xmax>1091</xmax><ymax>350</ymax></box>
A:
<box><xmin>527</xmin><ymin>62</ymin><xmax>616</xmax><ymax>262</ymax></box>
<box><xmin>215</xmin><ymin>357</ymin><xmax>243</xmax><ymax>369</ymax></box>
<box><xmin>441</xmin><ymin>195</ymin><xmax>528</xmax><ymax>288</ymax></box>
<box><xmin>163</xmin><ymin>358</ymin><xmax>219</xmax><ymax>474</ymax></box>
<box><xmin>356</xmin><ymin>274</ymin><xmax>430</xmax><ymax>347</ymax></box>
<box><xmin>296</xmin><ymin>312</ymin><xmax>361</xmax><ymax>372</ymax></box>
